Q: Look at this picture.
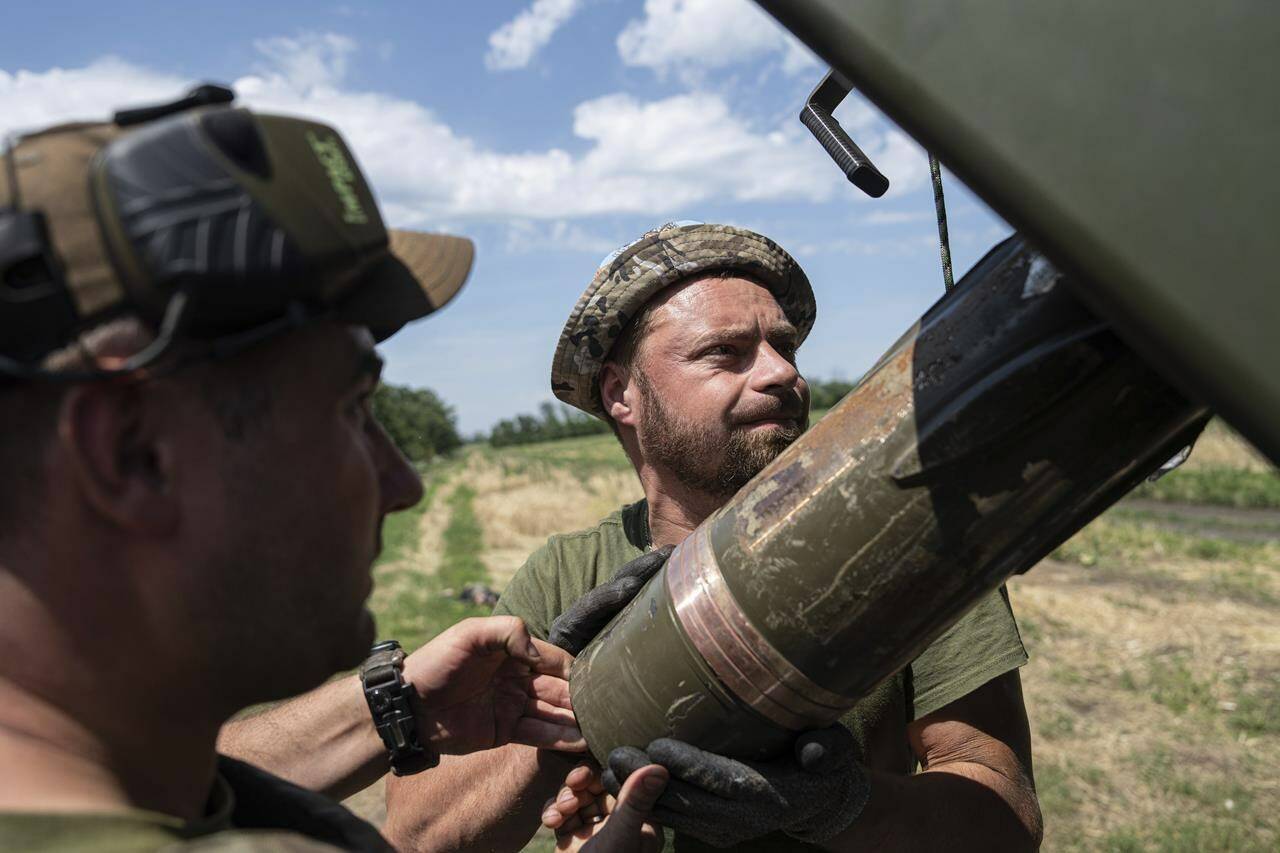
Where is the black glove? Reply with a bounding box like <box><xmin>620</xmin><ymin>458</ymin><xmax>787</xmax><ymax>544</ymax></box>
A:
<box><xmin>548</xmin><ymin>545</ymin><xmax>674</xmax><ymax>655</ymax></box>
<box><xmin>603</xmin><ymin>725</ymin><xmax>870</xmax><ymax>848</ymax></box>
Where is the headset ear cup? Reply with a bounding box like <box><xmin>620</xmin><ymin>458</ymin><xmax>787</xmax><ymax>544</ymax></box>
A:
<box><xmin>0</xmin><ymin>209</ymin><xmax>78</xmax><ymax>363</ymax></box>
<box><xmin>200</xmin><ymin>109</ymin><xmax>271</xmax><ymax>180</ymax></box>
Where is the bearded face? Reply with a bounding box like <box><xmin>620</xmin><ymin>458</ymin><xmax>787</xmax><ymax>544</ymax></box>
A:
<box><xmin>636</xmin><ymin>369</ymin><xmax>807</xmax><ymax>498</ymax></box>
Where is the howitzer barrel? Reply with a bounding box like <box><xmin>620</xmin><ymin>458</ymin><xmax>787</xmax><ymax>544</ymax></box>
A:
<box><xmin>569</xmin><ymin>236</ymin><xmax>1209</xmax><ymax>763</ymax></box>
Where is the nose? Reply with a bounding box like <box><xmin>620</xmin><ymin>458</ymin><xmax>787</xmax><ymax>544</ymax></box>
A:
<box><xmin>373</xmin><ymin>422</ymin><xmax>426</xmax><ymax>513</ymax></box>
<box><xmin>752</xmin><ymin>341</ymin><xmax>801</xmax><ymax>394</ymax></box>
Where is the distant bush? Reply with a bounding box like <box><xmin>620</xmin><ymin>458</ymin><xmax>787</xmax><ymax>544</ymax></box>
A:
<box><xmin>809</xmin><ymin>378</ymin><xmax>858</xmax><ymax>410</ymax></box>
<box><xmin>1132</xmin><ymin>467</ymin><xmax>1280</xmax><ymax>509</ymax></box>
<box><xmin>373</xmin><ymin>383</ymin><xmax>462</xmax><ymax>462</ymax></box>
<box><xmin>490</xmin><ymin>401</ymin><xmax>609</xmax><ymax>447</ymax></box>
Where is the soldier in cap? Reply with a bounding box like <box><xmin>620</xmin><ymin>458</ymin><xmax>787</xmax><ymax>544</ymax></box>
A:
<box><xmin>0</xmin><ymin>90</ymin><xmax>664</xmax><ymax>852</ymax></box>
<box><xmin>386</xmin><ymin>222</ymin><xmax>1042</xmax><ymax>852</ymax></box>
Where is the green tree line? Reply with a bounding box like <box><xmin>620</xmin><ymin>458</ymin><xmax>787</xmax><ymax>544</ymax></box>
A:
<box><xmin>809</xmin><ymin>378</ymin><xmax>857</xmax><ymax>410</ymax></box>
<box><xmin>373</xmin><ymin>383</ymin><xmax>462</xmax><ymax>462</ymax></box>
<box><xmin>489</xmin><ymin>402</ymin><xmax>610</xmax><ymax>447</ymax></box>
<box><xmin>485</xmin><ymin>378</ymin><xmax>860</xmax><ymax>448</ymax></box>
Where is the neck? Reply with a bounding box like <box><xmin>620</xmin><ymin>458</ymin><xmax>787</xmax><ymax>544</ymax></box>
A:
<box><xmin>0</xmin><ymin>567</ymin><xmax>223</xmax><ymax>822</ymax></box>
<box><xmin>637</xmin><ymin>467</ymin><xmax>726</xmax><ymax>548</ymax></box>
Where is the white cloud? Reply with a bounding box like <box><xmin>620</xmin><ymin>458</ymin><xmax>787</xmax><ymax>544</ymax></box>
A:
<box><xmin>1</xmin><ymin>36</ymin><xmax>927</xmax><ymax>234</ymax></box>
<box><xmin>504</xmin><ymin>220</ymin><xmax>620</xmax><ymax>255</ymax></box>
<box><xmin>486</xmin><ymin>0</ymin><xmax>583</xmax><ymax>71</ymax></box>
<box><xmin>0</xmin><ymin>57</ymin><xmax>186</xmax><ymax>136</ymax></box>
<box><xmin>617</xmin><ymin>0</ymin><xmax>817</xmax><ymax>80</ymax></box>
<box><xmin>253</xmin><ymin>32</ymin><xmax>356</xmax><ymax>90</ymax></box>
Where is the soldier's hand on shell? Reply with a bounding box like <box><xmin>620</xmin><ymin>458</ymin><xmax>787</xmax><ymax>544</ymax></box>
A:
<box><xmin>549</xmin><ymin>545</ymin><xmax>675</xmax><ymax>655</ymax></box>
<box><xmin>541</xmin><ymin>761</ymin><xmax>669</xmax><ymax>852</ymax></box>
<box><xmin>601</xmin><ymin>725</ymin><xmax>870</xmax><ymax>848</ymax></box>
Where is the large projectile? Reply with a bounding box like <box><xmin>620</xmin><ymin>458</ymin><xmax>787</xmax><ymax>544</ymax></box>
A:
<box><xmin>570</xmin><ymin>236</ymin><xmax>1209</xmax><ymax>763</ymax></box>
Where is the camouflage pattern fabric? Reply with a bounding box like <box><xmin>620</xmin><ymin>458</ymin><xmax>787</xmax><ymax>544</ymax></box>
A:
<box><xmin>550</xmin><ymin>223</ymin><xmax>816</xmax><ymax>420</ymax></box>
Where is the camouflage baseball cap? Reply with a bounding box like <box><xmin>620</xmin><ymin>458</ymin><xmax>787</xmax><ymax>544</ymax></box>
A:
<box><xmin>0</xmin><ymin>85</ymin><xmax>472</xmax><ymax>376</ymax></box>
<box><xmin>551</xmin><ymin>222</ymin><xmax>816</xmax><ymax>419</ymax></box>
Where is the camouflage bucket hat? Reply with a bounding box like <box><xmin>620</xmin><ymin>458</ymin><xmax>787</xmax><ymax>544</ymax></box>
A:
<box><xmin>551</xmin><ymin>222</ymin><xmax>816</xmax><ymax>419</ymax></box>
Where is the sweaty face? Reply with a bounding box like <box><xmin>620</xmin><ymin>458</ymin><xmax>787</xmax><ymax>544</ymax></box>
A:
<box><xmin>177</xmin><ymin>323</ymin><xmax>424</xmax><ymax>703</ymax></box>
<box><xmin>630</xmin><ymin>275</ymin><xmax>810</xmax><ymax>498</ymax></box>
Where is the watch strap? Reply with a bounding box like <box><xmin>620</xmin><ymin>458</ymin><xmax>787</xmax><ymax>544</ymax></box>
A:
<box><xmin>360</xmin><ymin>640</ymin><xmax>437</xmax><ymax>776</ymax></box>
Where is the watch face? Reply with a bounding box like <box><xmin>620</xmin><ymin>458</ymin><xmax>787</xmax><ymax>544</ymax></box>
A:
<box><xmin>370</xmin><ymin>640</ymin><xmax>401</xmax><ymax>654</ymax></box>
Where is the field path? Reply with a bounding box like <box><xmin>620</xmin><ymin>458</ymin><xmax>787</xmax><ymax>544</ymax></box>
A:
<box><xmin>1120</xmin><ymin>499</ymin><xmax>1280</xmax><ymax>543</ymax></box>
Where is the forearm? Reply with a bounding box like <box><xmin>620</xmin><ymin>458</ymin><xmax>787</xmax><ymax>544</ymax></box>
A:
<box><xmin>384</xmin><ymin>743</ymin><xmax>577</xmax><ymax>852</ymax></box>
<box><xmin>218</xmin><ymin>675</ymin><xmax>385</xmax><ymax>801</ymax></box>
<box><xmin>820</xmin><ymin>762</ymin><xmax>1042</xmax><ymax>853</ymax></box>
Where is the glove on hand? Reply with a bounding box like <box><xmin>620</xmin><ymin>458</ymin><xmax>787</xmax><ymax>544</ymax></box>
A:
<box><xmin>548</xmin><ymin>545</ymin><xmax>674</xmax><ymax>655</ymax></box>
<box><xmin>603</xmin><ymin>725</ymin><xmax>869</xmax><ymax>848</ymax></box>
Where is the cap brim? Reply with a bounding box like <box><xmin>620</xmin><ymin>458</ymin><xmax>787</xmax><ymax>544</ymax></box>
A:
<box><xmin>336</xmin><ymin>229</ymin><xmax>474</xmax><ymax>341</ymax></box>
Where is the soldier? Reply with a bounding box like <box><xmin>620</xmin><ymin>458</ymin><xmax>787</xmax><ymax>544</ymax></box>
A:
<box><xmin>0</xmin><ymin>95</ymin><xmax>662</xmax><ymax>852</ymax></box>
<box><xmin>386</xmin><ymin>222</ymin><xmax>1044</xmax><ymax>852</ymax></box>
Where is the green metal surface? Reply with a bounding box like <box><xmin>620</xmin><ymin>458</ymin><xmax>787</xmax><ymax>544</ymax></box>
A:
<box><xmin>757</xmin><ymin>0</ymin><xmax>1279</xmax><ymax>464</ymax></box>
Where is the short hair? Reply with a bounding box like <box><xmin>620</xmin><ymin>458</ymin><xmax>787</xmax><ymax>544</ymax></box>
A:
<box><xmin>0</xmin><ymin>318</ymin><xmax>275</xmax><ymax>533</ymax></box>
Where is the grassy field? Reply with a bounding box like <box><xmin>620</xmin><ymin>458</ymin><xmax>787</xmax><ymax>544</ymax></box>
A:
<box><xmin>356</xmin><ymin>420</ymin><xmax>1278</xmax><ymax>851</ymax></box>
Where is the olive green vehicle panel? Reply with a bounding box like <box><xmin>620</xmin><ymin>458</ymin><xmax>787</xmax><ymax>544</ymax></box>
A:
<box><xmin>756</xmin><ymin>0</ymin><xmax>1280</xmax><ymax>464</ymax></box>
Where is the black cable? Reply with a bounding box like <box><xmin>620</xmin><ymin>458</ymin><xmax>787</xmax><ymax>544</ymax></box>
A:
<box><xmin>929</xmin><ymin>154</ymin><xmax>954</xmax><ymax>293</ymax></box>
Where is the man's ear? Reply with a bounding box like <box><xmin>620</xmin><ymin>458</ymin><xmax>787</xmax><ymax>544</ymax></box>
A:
<box><xmin>600</xmin><ymin>362</ymin><xmax>638</xmax><ymax>428</ymax></box>
<box><xmin>58</xmin><ymin>381</ymin><xmax>179</xmax><ymax>535</ymax></box>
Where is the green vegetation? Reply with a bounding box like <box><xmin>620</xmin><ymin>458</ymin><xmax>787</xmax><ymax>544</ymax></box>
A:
<box><xmin>480</xmin><ymin>431</ymin><xmax>633</xmax><ymax>483</ymax></box>
<box><xmin>1053</xmin><ymin>517</ymin><xmax>1276</xmax><ymax>569</ymax></box>
<box><xmin>369</xmin><ymin>470</ymin><xmax>491</xmax><ymax>652</ymax></box>
<box><xmin>437</xmin><ymin>486</ymin><xmax>488</xmax><ymax>591</ymax></box>
<box><xmin>373</xmin><ymin>383</ymin><xmax>461</xmax><ymax>462</ymax></box>
<box><xmin>486</xmin><ymin>376</ymin><xmax>861</xmax><ymax>450</ymax></box>
<box><xmin>1133</xmin><ymin>467</ymin><xmax>1280</xmax><ymax>509</ymax></box>
<box><xmin>490</xmin><ymin>401</ymin><xmax>610</xmax><ymax>447</ymax></box>
<box><xmin>1130</xmin><ymin>419</ymin><xmax>1279</xmax><ymax>508</ymax></box>
<box><xmin>375</xmin><ymin>464</ymin><xmax>451</xmax><ymax>567</ymax></box>
<box><xmin>351</xmin><ymin>415</ymin><xmax>1280</xmax><ymax>851</ymax></box>
<box><xmin>808</xmin><ymin>377</ymin><xmax>858</xmax><ymax>409</ymax></box>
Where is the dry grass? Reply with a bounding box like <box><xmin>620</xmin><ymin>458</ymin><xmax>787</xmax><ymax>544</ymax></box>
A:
<box><xmin>1184</xmin><ymin>420</ymin><xmax>1274</xmax><ymax>474</ymax></box>
<box><xmin>1012</xmin><ymin>514</ymin><xmax>1280</xmax><ymax>850</ymax></box>
<box><xmin>354</xmin><ymin>429</ymin><xmax>1278</xmax><ymax>851</ymax></box>
<box><xmin>465</xmin><ymin>452</ymin><xmax>642</xmax><ymax>590</ymax></box>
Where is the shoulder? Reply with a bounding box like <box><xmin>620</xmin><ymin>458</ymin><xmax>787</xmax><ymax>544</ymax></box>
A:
<box><xmin>909</xmin><ymin>585</ymin><xmax>1029</xmax><ymax>720</ymax></box>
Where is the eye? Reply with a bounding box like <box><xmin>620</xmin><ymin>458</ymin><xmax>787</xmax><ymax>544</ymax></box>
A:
<box><xmin>701</xmin><ymin>344</ymin><xmax>737</xmax><ymax>358</ymax></box>
<box><xmin>773</xmin><ymin>340</ymin><xmax>799</xmax><ymax>360</ymax></box>
<box><xmin>348</xmin><ymin>390</ymin><xmax>375</xmax><ymax>426</ymax></box>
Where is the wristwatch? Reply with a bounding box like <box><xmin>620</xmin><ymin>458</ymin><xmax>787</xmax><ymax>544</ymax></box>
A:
<box><xmin>360</xmin><ymin>640</ymin><xmax>437</xmax><ymax>776</ymax></box>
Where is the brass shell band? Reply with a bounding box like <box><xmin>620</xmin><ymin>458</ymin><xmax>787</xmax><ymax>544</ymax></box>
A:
<box><xmin>665</xmin><ymin>525</ymin><xmax>857</xmax><ymax>731</ymax></box>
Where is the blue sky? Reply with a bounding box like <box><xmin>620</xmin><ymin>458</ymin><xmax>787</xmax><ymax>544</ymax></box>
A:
<box><xmin>1</xmin><ymin>0</ymin><xmax>1009</xmax><ymax>434</ymax></box>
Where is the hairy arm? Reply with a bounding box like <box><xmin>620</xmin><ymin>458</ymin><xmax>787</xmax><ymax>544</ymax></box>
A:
<box><xmin>383</xmin><ymin>743</ymin><xmax>578</xmax><ymax>852</ymax></box>
<box><xmin>218</xmin><ymin>616</ymin><xmax>581</xmax><ymax>805</ymax></box>
<box><xmin>218</xmin><ymin>674</ymin><xmax>383</xmax><ymax>801</ymax></box>
<box><xmin>821</xmin><ymin>670</ymin><xmax>1042</xmax><ymax>852</ymax></box>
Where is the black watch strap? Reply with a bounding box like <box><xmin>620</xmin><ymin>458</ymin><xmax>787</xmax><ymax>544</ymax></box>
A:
<box><xmin>360</xmin><ymin>640</ymin><xmax>437</xmax><ymax>776</ymax></box>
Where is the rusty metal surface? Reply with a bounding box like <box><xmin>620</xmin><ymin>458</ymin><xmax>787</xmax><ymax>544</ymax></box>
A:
<box><xmin>570</xmin><ymin>549</ymin><xmax>795</xmax><ymax>764</ymax></box>
<box><xmin>570</xmin><ymin>235</ymin><xmax>1210</xmax><ymax>760</ymax></box>
<box><xmin>667</xmin><ymin>524</ymin><xmax>855</xmax><ymax>731</ymax></box>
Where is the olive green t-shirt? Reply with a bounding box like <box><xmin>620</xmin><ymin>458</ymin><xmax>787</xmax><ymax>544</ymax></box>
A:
<box><xmin>494</xmin><ymin>499</ymin><xmax>1029</xmax><ymax>852</ymax></box>
<box><xmin>0</xmin><ymin>756</ymin><xmax>391</xmax><ymax>853</ymax></box>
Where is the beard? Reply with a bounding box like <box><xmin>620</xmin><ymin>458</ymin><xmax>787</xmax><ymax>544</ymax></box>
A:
<box><xmin>636</xmin><ymin>377</ymin><xmax>808</xmax><ymax>498</ymax></box>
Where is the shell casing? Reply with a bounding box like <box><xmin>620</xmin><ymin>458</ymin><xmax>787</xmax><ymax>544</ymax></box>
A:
<box><xmin>570</xmin><ymin>236</ymin><xmax>1209</xmax><ymax>763</ymax></box>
